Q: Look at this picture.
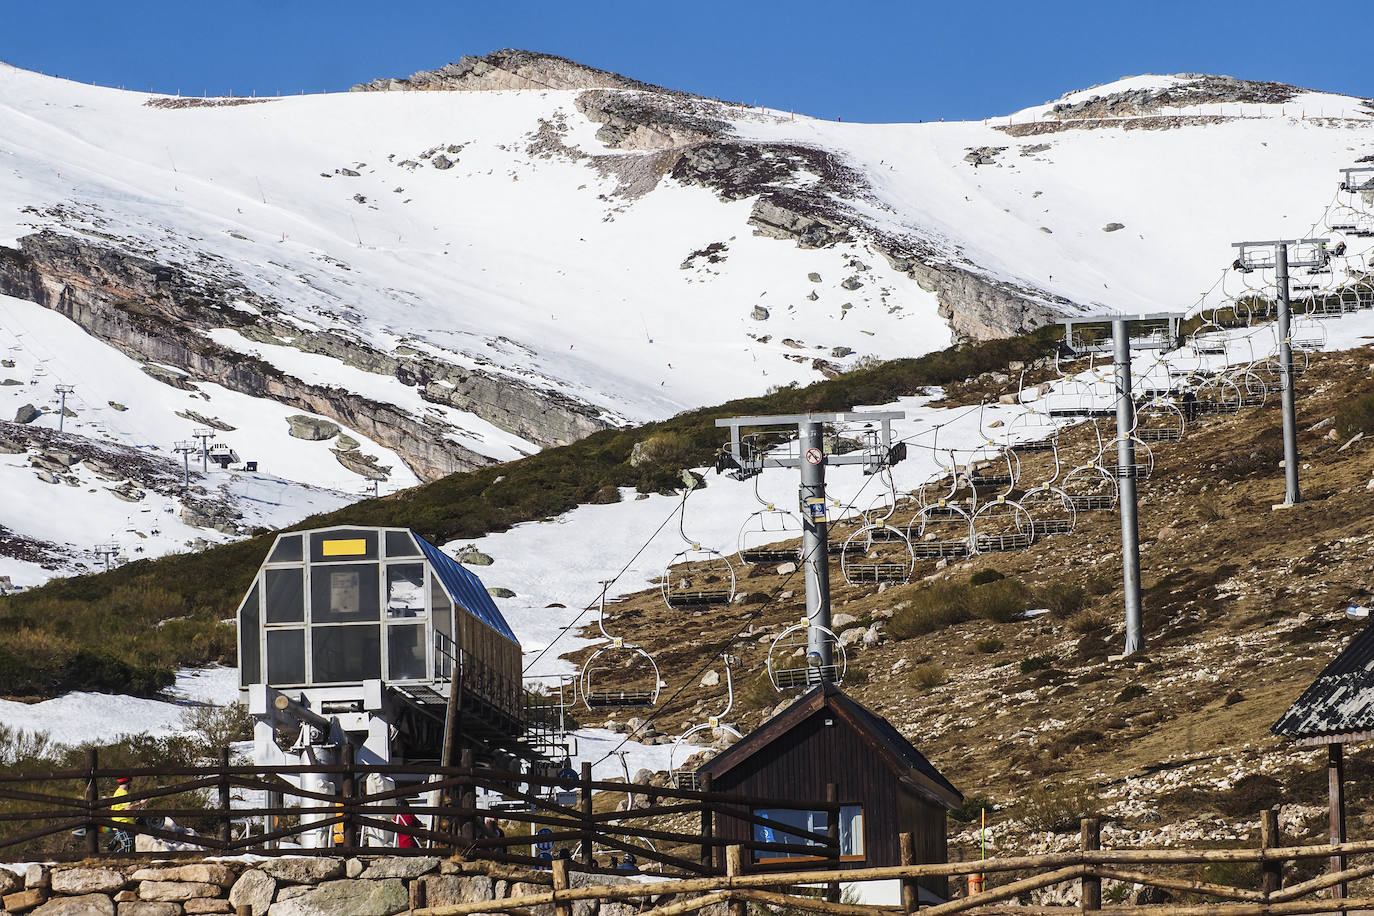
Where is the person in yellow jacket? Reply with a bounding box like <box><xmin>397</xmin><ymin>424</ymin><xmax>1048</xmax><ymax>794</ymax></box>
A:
<box><xmin>110</xmin><ymin>776</ymin><xmax>136</xmax><ymax>853</ymax></box>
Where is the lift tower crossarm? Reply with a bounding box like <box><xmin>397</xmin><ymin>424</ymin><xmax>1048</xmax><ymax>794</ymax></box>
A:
<box><xmin>714</xmin><ymin>410</ymin><xmax>905</xmax><ymax>688</ymax></box>
<box><xmin>715</xmin><ymin>411</ymin><xmax>905</xmax><ymax>468</ymax></box>
<box><xmin>1339</xmin><ymin>167</ymin><xmax>1374</xmax><ymax>193</ymax></box>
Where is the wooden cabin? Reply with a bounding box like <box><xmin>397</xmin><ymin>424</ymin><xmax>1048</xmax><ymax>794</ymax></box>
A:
<box><xmin>1271</xmin><ymin>620</ymin><xmax>1374</xmax><ymax>871</ymax></box>
<box><xmin>698</xmin><ymin>683</ymin><xmax>961</xmax><ymax>897</ymax></box>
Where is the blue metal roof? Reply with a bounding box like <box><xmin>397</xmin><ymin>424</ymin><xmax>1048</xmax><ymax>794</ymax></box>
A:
<box><xmin>416</xmin><ymin>535</ymin><xmax>520</xmax><ymax>645</ymax></box>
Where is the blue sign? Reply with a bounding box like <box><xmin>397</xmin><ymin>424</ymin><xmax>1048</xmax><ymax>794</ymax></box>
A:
<box><xmin>535</xmin><ymin>827</ymin><xmax>554</xmax><ymax>854</ymax></box>
<box><xmin>557</xmin><ymin>768</ymin><xmax>578</xmax><ymax>782</ymax></box>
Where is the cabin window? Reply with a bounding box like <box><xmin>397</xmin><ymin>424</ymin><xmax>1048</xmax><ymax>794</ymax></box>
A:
<box><xmin>311</xmin><ymin>625</ymin><xmax>381</xmax><ymax>683</ymax></box>
<box><xmin>385</xmin><ymin>530</ymin><xmax>420</xmax><ymax>557</ymax></box>
<box><xmin>265</xmin><ymin>568</ymin><xmax>305</xmax><ymax>624</ymax></box>
<box><xmin>431</xmin><ymin>571</ymin><xmax>455</xmax><ymax>678</ymax></box>
<box><xmin>238</xmin><ymin>583</ymin><xmax>261</xmax><ymax>687</ymax></box>
<box><xmin>268</xmin><ymin>534</ymin><xmax>303</xmax><ymax>564</ymax></box>
<box><xmin>386</xmin><ymin>564</ymin><xmax>426</xmax><ymax>619</ymax></box>
<box><xmin>388</xmin><ymin>624</ymin><xmax>427</xmax><ymax>680</ymax></box>
<box><xmin>310</xmin><ymin>564</ymin><xmax>380</xmax><ymax>623</ymax></box>
<box><xmin>266</xmin><ymin>629</ymin><xmax>306</xmax><ymax>685</ymax></box>
<box><xmin>310</xmin><ymin>530</ymin><xmax>378</xmax><ymax>562</ymax></box>
<box><xmin>751</xmin><ymin>805</ymin><xmax>864</xmax><ymax>863</ymax></box>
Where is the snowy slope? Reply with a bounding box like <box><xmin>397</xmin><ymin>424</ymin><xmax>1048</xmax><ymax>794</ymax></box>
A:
<box><xmin>0</xmin><ymin>63</ymin><xmax>1370</xmax><ymax>591</ymax></box>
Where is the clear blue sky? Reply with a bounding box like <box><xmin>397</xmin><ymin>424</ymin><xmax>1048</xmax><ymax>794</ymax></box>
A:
<box><xmin>2</xmin><ymin>1</ymin><xmax>1367</xmax><ymax>123</ymax></box>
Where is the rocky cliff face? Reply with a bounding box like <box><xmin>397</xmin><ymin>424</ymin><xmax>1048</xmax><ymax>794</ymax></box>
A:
<box><xmin>1048</xmin><ymin>74</ymin><xmax>1309</xmax><ymax>120</ymax></box>
<box><xmin>350</xmin><ymin>48</ymin><xmax>681</xmax><ymax>95</ymax></box>
<box><xmin>0</xmin><ymin>232</ymin><xmax>608</xmax><ymax>482</ymax></box>
<box><xmin>353</xmin><ymin>49</ymin><xmax>1071</xmax><ymax>341</ymax></box>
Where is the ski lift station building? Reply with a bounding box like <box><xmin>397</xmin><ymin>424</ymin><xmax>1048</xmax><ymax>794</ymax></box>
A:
<box><xmin>236</xmin><ymin>525</ymin><xmax>532</xmax><ymax>769</ymax></box>
<box><xmin>698</xmin><ymin>684</ymin><xmax>962</xmax><ymax>899</ymax></box>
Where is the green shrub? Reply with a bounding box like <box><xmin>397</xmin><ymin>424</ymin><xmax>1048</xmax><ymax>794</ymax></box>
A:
<box><xmin>1116</xmin><ymin>684</ymin><xmax>1149</xmax><ymax>703</ymax></box>
<box><xmin>889</xmin><ymin>581</ymin><xmax>974</xmax><ymax>638</ymax></box>
<box><xmin>911</xmin><ymin>662</ymin><xmax>948</xmax><ymax>689</ymax></box>
<box><xmin>973</xmin><ymin>637</ymin><xmax>1004</xmax><ymax>654</ymax></box>
<box><xmin>1336</xmin><ymin>390</ymin><xmax>1374</xmax><ymax>439</ymax></box>
<box><xmin>949</xmin><ymin>795</ymin><xmax>995</xmax><ymax>824</ymax></box>
<box><xmin>1215</xmin><ymin>774</ymin><xmax>1282</xmax><ymax>817</ymax></box>
<box><xmin>968</xmin><ymin>579</ymin><xmax>1031</xmax><ymax>622</ymax></box>
<box><xmin>1037</xmin><ymin>581</ymin><xmax>1088</xmax><ymax>618</ymax></box>
<box><xmin>1019</xmin><ymin>655</ymin><xmax>1053</xmax><ymax>674</ymax></box>
<box><xmin>970</xmin><ymin>569</ymin><xmax>1005</xmax><ymax>586</ymax></box>
<box><xmin>1020</xmin><ymin>780</ymin><xmax>1101</xmax><ymax>833</ymax></box>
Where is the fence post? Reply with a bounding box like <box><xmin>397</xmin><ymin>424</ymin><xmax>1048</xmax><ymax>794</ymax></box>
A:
<box><xmin>580</xmin><ymin>761</ymin><xmax>594</xmax><ymax>868</ymax></box>
<box><xmin>459</xmin><ymin>749</ymin><xmax>476</xmax><ymax>854</ymax></box>
<box><xmin>699</xmin><ymin>771</ymin><xmax>714</xmax><ymax>872</ymax></box>
<box><xmin>1329</xmin><ymin>744</ymin><xmax>1347</xmax><ymax>899</ymax></box>
<box><xmin>899</xmin><ymin>832</ymin><xmax>917</xmax><ymax>916</ymax></box>
<box><xmin>726</xmin><ymin>844</ymin><xmax>747</xmax><ymax>916</ymax></box>
<box><xmin>341</xmin><ymin>742</ymin><xmax>357</xmax><ymax>850</ymax></box>
<box><xmin>1260</xmin><ymin>808</ymin><xmax>1282</xmax><ymax>896</ymax></box>
<box><xmin>218</xmin><ymin>746</ymin><xmax>232</xmax><ymax>848</ymax></box>
<box><xmin>826</xmin><ymin>782</ymin><xmax>840</xmax><ymax>903</ymax></box>
<box><xmin>84</xmin><ymin>747</ymin><xmax>99</xmax><ymax>855</ymax></box>
<box><xmin>552</xmin><ymin>857</ymin><xmax>572</xmax><ymax>916</ymax></box>
<box><xmin>1080</xmin><ymin>817</ymin><xmax>1101</xmax><ymax>911</ymax></box>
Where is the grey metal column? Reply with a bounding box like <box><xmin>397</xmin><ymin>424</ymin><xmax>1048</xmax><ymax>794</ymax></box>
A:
<box><xmin>1275</xmin><ymin>244</ymin><xmax>1301</xmax><ymax>505</ymax></box>
<box><xmin>799</xmin><ymin>420</ymin><xmax>833</xmax><ymax>680</ymax></box>
<box><xmin>1114</xmin><ymin>319</ymin><xmax>1143</xmax><ymax>656</ymax></box>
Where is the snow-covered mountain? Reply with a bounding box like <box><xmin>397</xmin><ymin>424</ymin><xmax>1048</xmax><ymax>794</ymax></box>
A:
<box><xmin>0</xmin><ymin>52</ymin><xmax>1370</xmax><ymax>587</ymax></box>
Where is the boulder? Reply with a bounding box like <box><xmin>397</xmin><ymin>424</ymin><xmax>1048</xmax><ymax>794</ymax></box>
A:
<box><xmin>286</xmin><ymin>415</ymin><xmax>339</xmax><ymax>441</ymax></box>
<box><xmin>2</xmin><ymin>378</ymin><xmax>20</xmax><ymax>386</ymax></box>
<box><xmin>27</xmin><ymin>864</ymin><xmax>50</xmax><ymax>889</ymax></box>
<box><xmin>431</xmin><ymin>155</ymin><xmax>454</xmax><ymax>170</ymax></box>
<box><xmin>183</xmin><ymin>900</ymin><xmax>234</xmax><ymax>914</ymax></box>
<box><xmin>751</xmin><ymin>306</ymin><xmax>769</xmax><ymax>321</ymax></box>
<box><xmin>356</xmin><ymin>857</ymin><xmax>439</xmax><ymax>880</ymax></box>
<box><xmin>5</xmin><ymin>889</ymin><xmax>47</xmax><ymax>912</ymax></box>
<box><xmin>257</xmin><ymin>859</ymin><xmax>343</xmax><ymax>885</ymax></box>
<box><xmin>831</xmin><ymin>612</ymin><xmax>859</xmax><ymax>629</ymax></box>
<box><xmin>807</xmin><ymin>272</ymin><xmax>822</xmax><ymax>283</ymax></box>
<box><xmin>228</xmin><ymin>869</ymin><xmax>276</xmax><ymax>914</ymax></box>
<box><xmin>51</xmin><ymin>870</ymin><xmax>127</xmax><ymax>896</ymax></box>
<box><xmin>32</xmin><ymin>895</ymin><xmax>114</xmax><ymax>916</ymax></box>
<box><xmin>419</xmin><ymin>875</ymin><xmax>492</xmax><ymax>908</ymax></box>
<box><xmin>266</xmin><ymin>878</ymin><xmax>407</xmax><ymax>916</ymax></box>
<box><xmin>345</xmin><ymin>860</ymin><xmax>364</xmax><ymax>879</ymax></box>
<box><xmin>14</xmin><ymin>403</ymin><xmax>39</xmax><ymax>424</ymax></box>
<box><xmin>699</xmin><ymin>670</ymin><xmax>720</xmax><ymax>688</ymax></box>
<box><xmin>118</xmin><ymin>903</ymin><xmax>182</xmax><ymax>916</ymax></box>
<box><xmin>0</xmin><ymin>867</ymin><xmax>22</xmax><ymax>896</ymax></box>
<box><xmin>137</xmin><ymin>882</ymin><xmax>221</xmax><ymax>902</ymax></box>
<box><xmin>457</xmin><ymin>547</ymin><xmax>494</xmax><ymax>566</ymax></box>
<box><xmin>487</xmin><ymin>587</ymin><xmax>516</xmax><ymax>598</ymax></box>
<box><xmin>775</xmin><ymin>561</ymin><xmax>798</xmax><ymax>576</ymax></box>
<box><xmin>1103</xmin><ymin>222</ymin><xmax>1125</xmax><ymax>232</ymax></box>
<box><xmin>830</xmin><ymin>346</ymin><xmax>853</xmax><ymax>358</ymax></box>
<box><xmin>131</xmin><ymin>866</ymin><xmax>234</xmax><ymax>888</ymax></box>
<box><xmin>840</xmin><ymin>276</ymin><xmax>863</xmax><ymax>290</ymax></box>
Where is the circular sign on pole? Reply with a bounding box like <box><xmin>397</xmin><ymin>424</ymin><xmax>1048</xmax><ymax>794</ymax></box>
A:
<box><xmin>804</xmin><ymin>447</ymin><xmax>823</xmax><ymax>465</ymax></box>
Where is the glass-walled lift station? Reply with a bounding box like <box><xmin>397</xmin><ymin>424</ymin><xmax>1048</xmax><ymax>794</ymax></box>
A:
<box><xmin>236</xmin><ymin>526</ymin><xmax>525</xmax><ymax>766</ymax></box>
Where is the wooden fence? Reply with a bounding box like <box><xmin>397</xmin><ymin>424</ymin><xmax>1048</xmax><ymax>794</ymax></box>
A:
<box><xmin>0</xmin><ymin>748</ymin><xmax>839</xmax><ymax>872</ymax></box>
<box><xmin>412</xmin><ymin>814</ymin><xmax>1374</xmax><ymax>916</ymax></box>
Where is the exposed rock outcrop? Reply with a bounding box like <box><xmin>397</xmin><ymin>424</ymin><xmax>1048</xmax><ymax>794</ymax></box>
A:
<box><xmin>351</xmin><ymin>49</ymin><xmax>679</xmax><ymax>95</ymax></box>
<box><xmin>0</xmin><ymin>232</ymin><xmax>609</xmax><ymax>481</ymax></box>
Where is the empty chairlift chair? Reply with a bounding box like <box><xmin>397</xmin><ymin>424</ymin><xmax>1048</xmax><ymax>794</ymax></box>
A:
<box><xmin>662</xmin><ymin>500</ymin><xmax>737</xmax><ymax>609</ymax></box>
<box><xmin>972</xmin><ymin>496</ymin><xmax>1034</xmax><ymax>554</ymax></box>
<box><xmin>737</xmin><ymin>476</ymin><xmax>802</xmax><ymax>565</ymax></box>
<box><xmin>1134</xmin><ymin>398</ymin><xmax>1186</xmax><ymax>443</ymax></box>
<box><xmin>670</xmin><ymin>654</ymin><xmax>742</xmax><ymax>789</ymax></box>
<box><xmin>1060</xmin><ymin>461</ymin><xmax>1119</xmax><ymax>513</ymax></box>
<box><xmin>839</xmin><ymin>470</ymin><xmax>916</xmax><ymax>585</ymax></box>
<box><xmin>580</xmin><ymin>585</ymin><xmax>663</xmax><ymax>711</ymax></box>
<box><xmin>767</xmin><ymin>619</ymin><xmax>847</xmax><ymax>691</ymax></box>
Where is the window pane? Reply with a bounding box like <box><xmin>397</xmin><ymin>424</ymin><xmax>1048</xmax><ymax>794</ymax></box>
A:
<box><xmin>268</xmin><ymin>534</ymin><xmax>303</xmax><ymax>564</ymax></box>
<box><xmin>751</xmin><ymin>807</ymin><xmax>862</xmax><ymax>860</ymax></box>
<box><xmin>431</xmin><ymin>572</ymin><xmax>454</xmax><ymax>678</ymax></box>
<box><xmin>385</xmin><ymin>531</ymin><xmax>420</xmax><ymax>557</ymax></box>
<box><xmin>310</xmin><ymin>564</ymin><xmax>380</xmax><ymax>623</ymax></box>
<box><xmin>238</xmin><ymin>583</ymin><xmax>261</xmax><ymax>687</ymax></box>
<box><xmin>312</xmin><ymin>625</ymin><xmax>381</xmax><ymax>683</ymax></box>
<box><xmin>387</xmin><ymin>564</ymin><xmax>426</xmax><ymax>619</ymax></box>
<box><xmin>388</xmin><ymin>624</ymin><xmax>427</xmax><ymax>680</ymax></box>
<box><xmin>265</xmin><ymin>568</ymin><xmax>304</xmax><ymax>624</ymax></box>
<box><xmin>310</xmin><ymin>530</ymin><xmax>378</xmax><ymax>562</ymax></box>
<box><xmin>266</xmin><ymin>629</ymin><xmax>305</xmax><ymax>685</ymax></box>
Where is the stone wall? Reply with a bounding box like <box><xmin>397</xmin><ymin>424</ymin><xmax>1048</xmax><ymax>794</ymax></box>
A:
<box><xmin>0</xmin><ymin>856</ymin><xmax>694</xmax><ymax>916</ymax></box>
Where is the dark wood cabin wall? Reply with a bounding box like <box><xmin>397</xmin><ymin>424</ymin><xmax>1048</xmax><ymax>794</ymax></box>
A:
<box><xmin>710</xmin><ymin>710</ymin><xmax>914</xmax><ymax>868</ymax></box>
<box><xmin>456</xmin><ymin>607</ymin><xmax>522</xmax><ymax>689</ymax></box>
<box><xmin>898</xmin><ymin>784</ymin><xmax>949</xmax><ymax>898</ymax></box>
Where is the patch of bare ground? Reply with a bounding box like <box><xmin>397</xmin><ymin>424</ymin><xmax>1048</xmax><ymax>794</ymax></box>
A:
<box><xmin>563</xmin><ymin>344</ymin><xmax>1374</xmax><ymax>861</ymax></box>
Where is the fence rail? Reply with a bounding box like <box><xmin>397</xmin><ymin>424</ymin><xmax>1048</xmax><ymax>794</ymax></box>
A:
<box><xmin>0</xmin><ymin>749</ymin><xmax>840</xmax><ymax>871</ymax></box>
